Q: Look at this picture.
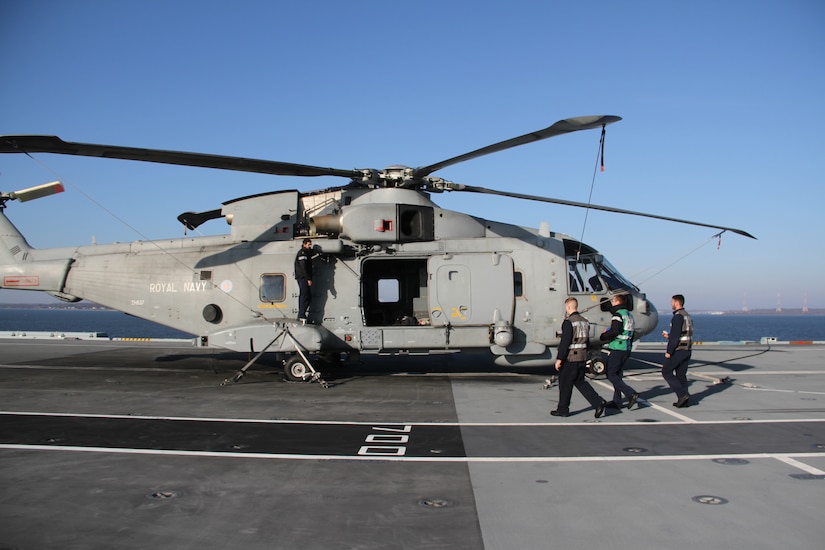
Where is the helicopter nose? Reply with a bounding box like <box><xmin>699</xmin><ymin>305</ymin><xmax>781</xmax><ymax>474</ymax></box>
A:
<box><xmin>634</xmin><ymin>297</ymin><xmax>659</xmax><ymax>338</ymax></box>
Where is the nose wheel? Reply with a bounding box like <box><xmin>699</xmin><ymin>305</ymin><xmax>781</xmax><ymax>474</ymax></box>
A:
<box><xmin>587</xmin><ymin>358</ymin><xmax>606</xmax><ymax>377</ymax></box>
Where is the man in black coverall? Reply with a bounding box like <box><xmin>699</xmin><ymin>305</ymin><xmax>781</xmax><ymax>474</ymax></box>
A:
<box><xmin>294</xmin><ymin>239</ymin><xmax>318</xmax><ymax>322</ymax></box>
<box><xmin>551</xmin><ymin>297</ymin><xmax>608</xmax><ymax>418</ymax></box>
<box><xmin>662</xmin><ymin>294</ymin><xmax>693</xmax><ymax>407</ymax></box>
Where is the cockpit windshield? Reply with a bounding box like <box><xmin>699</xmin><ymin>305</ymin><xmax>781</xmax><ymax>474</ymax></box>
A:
<box><xmin>565</xmin><ymin>240</ymin><xmax>638</xmax><ymax>293</ymax></box>
<box><xmin>597</xmin><ymin>256</ymin><xmax>638</xmax><ymax>291</ymax></box>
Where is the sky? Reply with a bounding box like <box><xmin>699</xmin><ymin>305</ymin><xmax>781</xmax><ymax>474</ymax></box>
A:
<box><xmin>1</xmin><ymin>0</ymin><xmax>823</xmax><ymax>312</ymax></box>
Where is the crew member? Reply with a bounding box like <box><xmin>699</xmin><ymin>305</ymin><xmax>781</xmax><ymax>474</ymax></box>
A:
<box><xmin>662</xmin><ymin>294</ymin><xmax>693</xmax><ymax>407</ymax></box>
<box><xmin>552</xmin><ymin>297</ymin><xmax>608</xmax><ymax>418</ymax></box>
<box><xmin>294</xmin><ymin>239</ymin><xmax>319</xmax><ymax>322</ymax></box>
<box><xmin>600</xmin><ymin>294</ymin><xmax>639</xmax><ymax>409</ymax></box>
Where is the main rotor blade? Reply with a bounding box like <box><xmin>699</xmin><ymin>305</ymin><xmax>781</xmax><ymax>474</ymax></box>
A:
<box><xmin>414</xmin><ymin>115</ymin><xmax>621</xmax><ymax>178</ymax></box>
<box><xmin>0</xmin><ymin>135</ymin><xmax>359</xmax><ymax>179</ymax></box>
<box><xmin>453</xmin><ymin>184</ymin><xmax>756</xmax><ymax>239</ymax></box>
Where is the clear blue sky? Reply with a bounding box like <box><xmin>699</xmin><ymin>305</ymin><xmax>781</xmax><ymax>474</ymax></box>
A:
<box><xmin>1</xmin><ymin>0</ymin><xmax>823</xmax><ymax>311</ymax></box>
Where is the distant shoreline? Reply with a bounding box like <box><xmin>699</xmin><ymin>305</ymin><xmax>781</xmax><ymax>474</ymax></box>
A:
<box><xmin>0</xmin><ymin>303</ymin><xmax>115</xmax><ymax>311</ymax></box>
<box><xmin>1</xmin><ymin>302</ymin><xmax>823</xmax><ymax>315</ymax></box>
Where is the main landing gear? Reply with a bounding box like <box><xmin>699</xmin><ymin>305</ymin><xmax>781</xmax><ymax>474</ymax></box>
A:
<box><xmin>221</xmin><ymin>325</ymin><xmax>330</xmax><ymax>388</ymax></box>
<box><xmin>283</xmin><ymin>354</ymin><xmax>328</xmax><ymax>387</ymax></box>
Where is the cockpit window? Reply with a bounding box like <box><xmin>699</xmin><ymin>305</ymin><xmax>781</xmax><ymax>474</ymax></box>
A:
<box><xmin>568</xmin><ymin>257</ymin><xmax>603</xmax><ymax>293</ymax></box>
<box><xmin>598</xmin><ymin>256</ymin><xmax>638</xmax><ymax>291</ymax></box>
<box><xmin>566</xmin><ymin>248</ymin><xmax>638</xmax><ymax>294</ymax></box>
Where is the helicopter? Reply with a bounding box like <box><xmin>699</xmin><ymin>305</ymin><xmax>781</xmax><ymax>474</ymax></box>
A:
<box><xmin>0</xmin><ymin>116</ymin><xmax>754</xmax><ymax>385</ymax></box>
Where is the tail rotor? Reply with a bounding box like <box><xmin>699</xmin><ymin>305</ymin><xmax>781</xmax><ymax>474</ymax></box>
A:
<box><xmin>0</xmin><ymin>181</ymin><xmax>64</xmax><ymax>209</ymax></box>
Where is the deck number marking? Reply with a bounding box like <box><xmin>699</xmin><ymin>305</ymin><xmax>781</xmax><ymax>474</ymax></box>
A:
<box><xmin>358</xmin><ymin>425</ymin><xmax>412</xmax><ymax>456</ymax></box>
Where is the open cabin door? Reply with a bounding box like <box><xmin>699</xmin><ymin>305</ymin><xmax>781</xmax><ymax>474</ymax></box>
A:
<box><xmin>428</xmin><ymin>253</ymin><xmax>514</xmax><ymax>327</ymax></box>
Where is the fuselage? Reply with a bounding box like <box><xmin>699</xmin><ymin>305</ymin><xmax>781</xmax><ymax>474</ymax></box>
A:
<box><xmin>1</xmin><ymin>187</ymin><xmax>658</xmax><ymax>366</ymax></box>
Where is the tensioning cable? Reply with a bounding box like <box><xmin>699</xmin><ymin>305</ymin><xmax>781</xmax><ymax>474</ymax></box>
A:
<box><xmin>631</xmin><ymin>230</ymin><xmax>728</xmax><ymax>286</ymax></box>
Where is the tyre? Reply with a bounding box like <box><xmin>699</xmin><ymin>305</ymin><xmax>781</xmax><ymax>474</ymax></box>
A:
<box><xmin>588</xmin><ymin>359</ymin><xmax>606</xmax><ymax>376</ymax></box>
<box><xmin>284</xmin><ymin>355</ymin><xmax>311</xmax><ymax>382</ymax></box>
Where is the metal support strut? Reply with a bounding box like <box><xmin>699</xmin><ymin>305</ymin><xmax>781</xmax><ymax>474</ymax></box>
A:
<box><xmin>220</xmin><ymin>324</ymin><xmax>329</xmax><ymax>388</ymax></box>
<box><xmin>221</xmin><ymin>328</ymin><xmax>286</xmax><ymax>386</ymax></box>
<box><xmin>284</xmin><ymin>329</ymin><xmax>329</xmax><ymax>388</ymax></box>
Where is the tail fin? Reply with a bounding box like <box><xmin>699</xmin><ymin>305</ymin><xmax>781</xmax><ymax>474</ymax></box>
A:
<box><xmin>0</xmin><ymin>181</ymin><xmax>64</xmax><ymax>265</ymax></box>
<box><xmin>0</xmin><ymin>210</ymin><xmax>33</xmax><ymax>265</ymax></box>
<box><xmin>1</xmin><ymin>210</ymin><xmax>75</xmax><ymax>298</ymax></box>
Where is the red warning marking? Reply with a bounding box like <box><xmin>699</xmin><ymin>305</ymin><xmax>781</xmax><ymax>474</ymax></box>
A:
<box><xmin>3</xmin><ymin>275</ymin><xmax>40</xmax><ymax>287</ymax></box>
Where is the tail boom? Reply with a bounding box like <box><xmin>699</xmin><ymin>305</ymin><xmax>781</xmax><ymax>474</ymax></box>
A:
<box><xmin>0</xmin><ymin>211</ymin><xmax>76</xmax><ymax>299</ymax></box>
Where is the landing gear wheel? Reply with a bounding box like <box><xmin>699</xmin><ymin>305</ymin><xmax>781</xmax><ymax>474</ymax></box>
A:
<box><xmin>284</xmin><ymin>355</ymin><xmax>311</xmax><ymax>382</ymax></box>
<box><xmin>588</xmin><ymin>359</ymin><xmax>606</xmax><ymax>377</ymax></box>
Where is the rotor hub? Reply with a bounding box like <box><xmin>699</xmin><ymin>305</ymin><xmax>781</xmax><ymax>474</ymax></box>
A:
<box><xmin>377</xmin><ymin>165</ymin><xmax>416</xmax><ymax>187</ymax></box>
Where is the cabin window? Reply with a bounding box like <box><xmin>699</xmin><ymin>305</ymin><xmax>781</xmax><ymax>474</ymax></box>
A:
<box><xmin>514</xmin><ymin>271</ymin><xmax>523</xmax><ymax>297</ymax></box>
<box><xmin>378</xmin><ymin>279</ymin><xmax>400</xmax><ymax>303</ymax></box>
<box><xmin>260</xmin><ymin>273</ymin><xmax>286</xmax><ymax>302</ymax></box>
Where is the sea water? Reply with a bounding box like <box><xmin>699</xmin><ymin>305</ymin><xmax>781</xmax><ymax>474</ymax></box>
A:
<box><xmin>0</xmin><ymin>308</ymin><xmax>193</xmax><ymax>339</ymax></box>
<box><xmin>0</xmin><ymin>308</ymin><xmax>823</xmax><ymax>342</ymax></box>
<box><xmin>640</xmin><ymin>313</ymin><xmax>825</xmax><ymax>343</ymax></box>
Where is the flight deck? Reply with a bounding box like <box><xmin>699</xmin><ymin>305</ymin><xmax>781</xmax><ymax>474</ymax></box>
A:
<box><xmin>1</xmin><ymin>340</ymin><xmax>823</xmax><ymax>549</ymax></box>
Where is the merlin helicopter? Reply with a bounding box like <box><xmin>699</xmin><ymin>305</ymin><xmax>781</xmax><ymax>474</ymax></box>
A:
<box><xmin>0</xmin><ymin>116</ymin><xmax>754</xmax><ymax>385</ymax></box>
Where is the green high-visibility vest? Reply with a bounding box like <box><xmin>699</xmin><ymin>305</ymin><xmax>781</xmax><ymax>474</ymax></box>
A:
<box><xmin>608</xmin><ymin>308</ymin><xmax>635</xmax><ymax>351</ymax></box>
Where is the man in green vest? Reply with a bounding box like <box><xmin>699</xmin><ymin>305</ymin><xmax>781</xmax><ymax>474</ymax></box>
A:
<box><xmin>600</xmin><ymin>294</ymin><xmax>639</xmax><ymax>410</ymax></box>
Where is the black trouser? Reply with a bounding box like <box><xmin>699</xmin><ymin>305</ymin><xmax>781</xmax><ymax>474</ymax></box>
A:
<box><xmin>606</xmin><ymin>348</ymin><xmax>636</xmax><ymax>403</ymax></box>
<box><xmin>297</xmin><ymin>278</ymin><xmax>311</xmax><ymax>319</ymax></box>
<box><xmin>556</xmin><ymin>360</ymin><xmax>604</xmax><ymax>414</ymax></box>
<box><xmin>662</xmin><ymin>349</ymin><xmax>691</xmax><ymax>398</ymax></box>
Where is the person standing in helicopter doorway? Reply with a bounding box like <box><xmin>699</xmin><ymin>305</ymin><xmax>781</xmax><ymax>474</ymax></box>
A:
<box><xmin>662</xmin><ymin>294</ymin><xmax>693</xmax><ymax>407</ymax></box>
<box><xmin>295</xmin><ymin>238</ymin><xmax>319</xmax><ymax>323</ymax></box>
<box><xmin>599</xmin><ymin>293</ymin><xmax>640</xmax><ymax>410</ymax></box>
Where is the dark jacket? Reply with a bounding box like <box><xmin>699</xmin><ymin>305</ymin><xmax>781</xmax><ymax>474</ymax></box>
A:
<box><xmin>294</xmin><ymin>247</ymin><xmax>315</xmax><ymax>280</ymax></box>
<box><xmin>600</xmin><ymin>305</ymin><xmax>634</xmax><ymax>350</ymax></box>
<box><xmin>559</xmin><ymin>311</ymin><xmax>589</xmax><ymax>362</ymax></box>
<box><xmin>667</xmin><ymin>308</ymin><xmax>693</xmax><ymax>354</ymax></box>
